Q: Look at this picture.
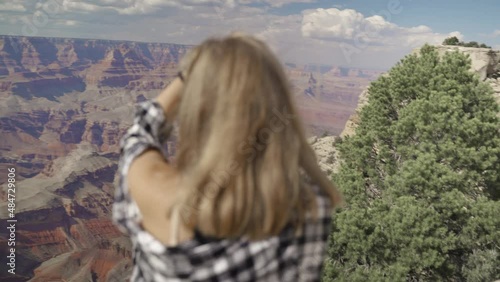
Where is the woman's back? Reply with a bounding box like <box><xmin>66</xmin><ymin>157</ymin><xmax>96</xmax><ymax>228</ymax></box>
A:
<box><xmin>115</xmin><ymin>176</ymin><xmax>333</xmax><ymax>281</ymax></box>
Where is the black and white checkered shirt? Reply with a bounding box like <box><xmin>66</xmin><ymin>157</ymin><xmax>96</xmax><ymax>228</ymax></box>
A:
<box><xmin>112</xmin><ymin>100</ymin><xmax>334</xmax><ymax>281</ymax></box>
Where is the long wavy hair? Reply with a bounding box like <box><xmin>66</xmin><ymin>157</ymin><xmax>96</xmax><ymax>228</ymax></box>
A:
<box><xmin>173</xmin><ymin>32</ymin><xmax>341</xmax><ymax>240</ymax></box>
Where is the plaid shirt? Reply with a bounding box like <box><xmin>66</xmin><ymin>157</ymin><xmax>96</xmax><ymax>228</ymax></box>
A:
<box><xmin>112</xmin><ymin>100</ymin><xmax>334</xmax><ymax>281</ymax></box>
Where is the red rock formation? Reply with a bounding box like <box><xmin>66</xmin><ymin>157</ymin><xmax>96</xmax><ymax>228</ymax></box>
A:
<box><xmin>285</xmin><ymin>64</ymin><xmax>382</xmax><ymax>135</ymax></box>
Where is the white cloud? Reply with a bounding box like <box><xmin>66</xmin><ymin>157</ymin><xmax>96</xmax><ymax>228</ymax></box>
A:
<box><xmin>301</xmin><ymin>8</ymin><xmax>462</xmax><ymax>48</ymax></box>
<box><xmin>238</xmin><ymin>0</ymin><xmax>317</xmax><ymax>7</ymax></box>
<box><xmin>0</xmin><ymin>3</ymin><xmax>27</xmax><ymax>12</ymax></box>
<box><xmin>57</xmin><ymin>0</ymin><xmax>185</xmax><ymax>15</ymax></box>
<box><xmin>114</xmin><ymin>0</ymin><xmax>181</xmax><ymax>15</ymax></box>
<box><xmin>0</xmin><ymin>14</ymin><xmax>20</xmax><ymax>26</ymax></box>
<box><xmin>60</xmin><ymin>1</ymin><xmax>109</xmax><ymax>12</ymax></box>
<box><xmin>492</xmin><ymin>30</ymin><xmax>500</xmax><ymax>37</ymax></box>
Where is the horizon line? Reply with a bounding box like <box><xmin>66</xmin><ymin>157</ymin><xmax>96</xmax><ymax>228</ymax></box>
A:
<box><xmin>0</xmin><ymin>33</ymin><xmax>389</xmax><ymax>71</ymax></box>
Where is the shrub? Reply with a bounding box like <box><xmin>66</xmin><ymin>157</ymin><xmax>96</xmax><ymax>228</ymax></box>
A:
<box><xmin>442</xmin><ymin>36</ymin><xmax>491</xmax><ymax>48</ymax></box>
<box><xmin>323</xmin><ymin>45</ymin><xmax>500</xmax><ymax>281</ymax></box>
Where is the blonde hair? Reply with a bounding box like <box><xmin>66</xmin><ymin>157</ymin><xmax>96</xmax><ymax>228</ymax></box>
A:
<box><xmin>173</xmin><ymin>32</ymin><xmax>342</xmax><ymax>240</ymax></box>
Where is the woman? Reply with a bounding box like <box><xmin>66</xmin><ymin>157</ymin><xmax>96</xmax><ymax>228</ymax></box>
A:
<box><xmin>112</xmin><ymin>32</ymin><xmax>343</xmax><ymax>281</ymax></box>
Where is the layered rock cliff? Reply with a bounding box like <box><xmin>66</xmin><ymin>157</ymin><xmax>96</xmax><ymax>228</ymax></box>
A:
<box><xmin>0</xmin><ymin>36</ymin><xmax>188</xmax><ymax>281</ymax></box>
<box><xmin>420</xmin><ymin>45</ymin><xmax>500</xmax><ymax>81</ymax></box>
<box><xmin>0</xmin><ymin>36</ymin><xmax>190</xmax><ymax>97</ymax></box>
<box><xmin>308</xmin><ymin>135</ymin><xmax>339</xmax><ymax>175</ymax></box>
<box><xmin>285</xmin><ymin>63</ymin><xmax>382</xmax><ymax>135</ymax></box>
<box><xmin>0</xmin><ymin>143</ymin><xmax>130</xmax><ymax>281</ymax></box>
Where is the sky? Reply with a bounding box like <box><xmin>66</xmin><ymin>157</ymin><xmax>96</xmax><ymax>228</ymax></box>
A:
<box><xmin>0</xmin><ymin>0</ymin><xmax>499</xmax><ymax>69</ymax></box>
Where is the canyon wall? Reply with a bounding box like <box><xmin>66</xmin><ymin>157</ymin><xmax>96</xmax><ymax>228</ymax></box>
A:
<box><xmin>0</xmin><ymin>36</ymin><xmax>188</xmax><ymax>281</ymax></box>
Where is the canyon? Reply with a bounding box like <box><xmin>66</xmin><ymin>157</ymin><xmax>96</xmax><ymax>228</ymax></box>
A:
<box><xmin>0</xmin><ymin>35</ymin><xmax>381</xmax><ymax>281</ymax></box>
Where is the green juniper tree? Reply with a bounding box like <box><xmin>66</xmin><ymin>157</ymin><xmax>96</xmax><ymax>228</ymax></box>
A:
<box><xmin>442</xmin><ymin>36</ymin><xmax>491</xmax><ymax>48</ymax></box>
<box><xmin>323</xmin><ymin>45</ymin><xmax>500</xmax><ymax>281</ymax></box>
<box><xmin>443</xmin><ymin>36</ymin><xmax>460</xmax><ymax>46</ymax></box>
